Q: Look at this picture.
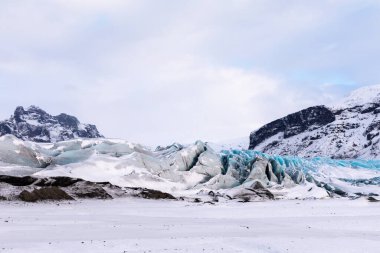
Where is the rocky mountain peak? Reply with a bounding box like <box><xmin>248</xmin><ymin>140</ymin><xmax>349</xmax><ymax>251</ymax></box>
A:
<box><xmin>13</xmin><ymin>106</ymin><xmax>51</xmax><ymax>123</ymax></box>
<box><xmin>0</xmin><ymin>106</ymin><xmax>103</xmax><ymax>143</ymax></box>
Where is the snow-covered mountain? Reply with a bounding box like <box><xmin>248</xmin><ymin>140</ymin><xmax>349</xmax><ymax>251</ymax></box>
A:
<box><xmin>0</xmin><ymin>106</ymin><xmax>103</xmax><ymax>143</ymax></box>
<box><xmin>249</xmin><ymin>85</ymin><xmax>380</xmax><ymax>159</ymax></box>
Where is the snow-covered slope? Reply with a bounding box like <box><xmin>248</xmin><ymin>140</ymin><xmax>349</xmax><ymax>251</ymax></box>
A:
<box><xmin>0</xmin><ymin>135</ymin><xmax>379</xmax><ymax>200</ymax></box>
<box><xmin>0</xmin><ymin>106</ymin><xmax>103</xmax><ymax>142</ymax></box>
<box><xmin>249</xmin><ymin>85</ymin><xmax>380</xmax><ymax>159</ymax></box>
<box><xmin>207</xmin><ymin>137</ymin><xmax>249</xmax><ymax>152</ymax></box>
<box><xmin>336</xmin><ymin>84</ymin><xmax>380</xmax><ymax>108</ymax></box>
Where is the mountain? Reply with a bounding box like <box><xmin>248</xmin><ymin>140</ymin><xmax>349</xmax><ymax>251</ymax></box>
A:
<box><xmin>0</xmin><ymin>106</ymin><xmax>103</xmax><ymax>143</ymax></box>
<box><xmin>249</xmin><ymin>85</ymin><xmax>380</xmax><ymax>159</ymax></box>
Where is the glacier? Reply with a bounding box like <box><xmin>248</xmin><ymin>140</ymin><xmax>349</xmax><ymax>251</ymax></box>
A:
<box><xmin>0</xmin><ymin>134</ymin><xmax>379</xmax><ymax>200</ymax></box>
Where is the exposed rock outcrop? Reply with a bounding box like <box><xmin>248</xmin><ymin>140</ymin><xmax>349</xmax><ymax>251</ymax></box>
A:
<box><xmin>249</xmin><ymin>106</ymin><xmax>335</xmax><ymax>150</ymax></box>
<box><xmin>132</xmin><ymin>188</ymin><xmax>176</xmax><ymax>200</ymax></box>
<box><xmin>0</xmin><ymin>175</ymin><xmax>176</xmax><ymax>202</ymax></box>
<box><xmin>19</xmin><ymin>187</ymin><xmax>74</xmax><ymax>202</ymax></box>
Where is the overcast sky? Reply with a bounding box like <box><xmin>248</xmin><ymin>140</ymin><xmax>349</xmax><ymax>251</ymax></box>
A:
<box><xmin>1</xmin><ymin>0</ymin><xmax>380</xmax><ymax>146</ymax></box>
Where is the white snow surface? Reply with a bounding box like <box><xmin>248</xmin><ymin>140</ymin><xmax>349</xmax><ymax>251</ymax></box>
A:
<box><xmin>0</xmin><ymin>198</ymin><xmax>379</xmax><ymax>253</ymax></box>
<box><xmin>335</xmin><ymin>84</ymin><xmax>380</xmax><ymax>108</ymax></box>
<box><xmin>208</xmin><ymin>137</ymin><xmax>249</xmax><ymax>152</ymax></box>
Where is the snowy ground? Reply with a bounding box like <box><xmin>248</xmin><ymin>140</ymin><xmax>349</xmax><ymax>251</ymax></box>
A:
<box><xmin>0</xmin><ymin>199</ymin><xmax>379</xmax><ymax>253</ymax></box>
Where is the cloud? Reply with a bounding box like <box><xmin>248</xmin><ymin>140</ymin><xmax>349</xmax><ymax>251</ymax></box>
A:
<box><xmin>0</xmin><ymin>0</ymin><xmax>379</xmax><ymax>145</ymax></box>
<box><xmin>68</xmin><ymin>54</ymin><xmax>281</xmax><ymax>145</ymax></box>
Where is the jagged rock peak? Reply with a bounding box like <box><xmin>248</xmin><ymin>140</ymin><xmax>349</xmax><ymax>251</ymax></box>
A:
<box><xmin>0</xmin><ymin>105</ymin><xmax>103</xmax><ymax>143</ymax></box>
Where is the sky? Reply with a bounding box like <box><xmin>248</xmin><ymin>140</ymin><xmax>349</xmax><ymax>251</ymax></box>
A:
<box><xmin>1</xmin><ymin>0</ymin><xmax>380</xmax><ymax>146</ymax></box>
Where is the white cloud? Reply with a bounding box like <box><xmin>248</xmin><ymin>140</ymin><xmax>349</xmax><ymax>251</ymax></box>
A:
<box><xmin>66</xmin><ymin>53</ymin><xmax>281</xmax><ymax>145</ymax></box>
<box><xmin>0</xmin><ymin>0</ymin><xmax>379</xmax><ymax>145</ymax></box>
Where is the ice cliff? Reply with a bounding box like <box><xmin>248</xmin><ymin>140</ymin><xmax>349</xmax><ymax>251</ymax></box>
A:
<box><xmin>0</xmin><ymin>135</ymin><xmax>379</xmax><ymax>201</ymax></box>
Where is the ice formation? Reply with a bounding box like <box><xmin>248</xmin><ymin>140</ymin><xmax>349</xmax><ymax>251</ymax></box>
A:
<box><xmin>0</xmin><ymin>134</ymin><xmax>379</xmax><ymax>200</ymax></box>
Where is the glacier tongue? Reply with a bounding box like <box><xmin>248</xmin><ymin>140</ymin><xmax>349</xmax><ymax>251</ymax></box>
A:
<box><xmin>0</xmin><ymin>135</ymin><xmax>379</xmax><ymax>200</ymax></box>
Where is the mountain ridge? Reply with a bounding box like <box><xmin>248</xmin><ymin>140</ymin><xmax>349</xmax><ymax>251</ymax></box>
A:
<box><xmin>249</xmin><ymin>85</ymin><xmax>380</xmax><ymax>159</ymax></box>
<box><xmin>0</xmin><ymin>105</ymin><xmax>103</xmax><ymax>143</ymax></box>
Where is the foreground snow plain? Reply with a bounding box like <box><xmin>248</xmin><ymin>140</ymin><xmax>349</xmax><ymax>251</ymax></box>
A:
<box><xmin>1</xmin><ymin>198</ymin><xmax>379</xmax><ymax>253</ymax></box>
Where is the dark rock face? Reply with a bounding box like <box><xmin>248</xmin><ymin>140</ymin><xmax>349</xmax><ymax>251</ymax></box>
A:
<box><xmin>0</xmin><ymin>176</ymin><xmax>113</xmax><ymax>201</ymax></box>
<box><xmin>232</xmin><ymin>184</ymin><xmax>275</xmax><ymax>202</ymax></box>
<box><xmin>248</xmin><ymin>181</ymin><xmax>275</xmax><ymax>199</ymax></box>
<box><xmin>19</xmin><ymin>187</ymin><xmax>74</xmax><ymax>202</ymax></box>
<box><xmin>368</xmin><ymin>196</ymin><xmax>380</xmax><ymax>202</ymax></box>
<box><xmin>131</xmin><ymin>188</ymin><xmax>176</xmax><ymax>200</ymax></box>
<box><xmin>69</xmin><ymin>181</ymin><xmax>113</xmax><ymax>199</ymax></box>
<box><xmin>248</xmin><ymin>100</ymin><xmax>380</xmax><ymax>158</ymax></box>
<box><xmin>0</xmin><ymin>105</ymin><xmax>103</xmax><ymax>143</ymax></box>
<box><xmin>0</xmin><ymin>175</ymin><xmax>176</xmax><ymax>202</ymax></box>
<box><xmin>249</xmin><ymin>106</ymin><xmax>335</xmax><ymax>150</ymax></box>
<box><xmin>0</xmin><ymin>175</ymin><xmax>82</xmax><ymax>187</ymax></box>
<box><xmin>0</xmin><ymin>175</ymin><xmax>39</xmax><ymax>186</ymax></box>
